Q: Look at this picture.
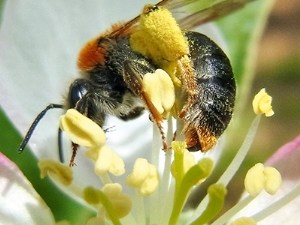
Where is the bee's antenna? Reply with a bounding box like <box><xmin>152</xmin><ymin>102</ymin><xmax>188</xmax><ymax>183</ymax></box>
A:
<box><xmin>58</xmin><ymin>127</ymin><xmax>64</xmax><ymax>163</ymax></box>
<box><xmin>18</xmin><ymin>103</ymin><xmax>64</xmax><ymax>152</ymax></box>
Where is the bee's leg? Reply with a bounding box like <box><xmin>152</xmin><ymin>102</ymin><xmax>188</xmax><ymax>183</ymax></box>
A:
<box><xmin>69</xmin><ymin>142</ymin><xmax>78</xmax><ymax>167</ymax></box>
<box><xmin>123</xmin><ymin>60</ymin><xmax>167</xmax><ymax>150</ymax></box>
<box><xmin>58</xmin><ymin>126</ymin><xmax>79</xmax><ymax>167</ymax></box>
<box><xmin>119</xmin><ymin>106</ymin><xmax>145</xmax><ymax>120</ymax></box>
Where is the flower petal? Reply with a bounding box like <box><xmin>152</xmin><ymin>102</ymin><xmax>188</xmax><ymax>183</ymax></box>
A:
<box><xmin>0</xmin><ymin>0</ymin><xmax>227</xmax><ymax>201</ymax></box>
<box><xmin>0</xmin><ymin>0</ymin><xmax>153</xmax><ymax>189</ymax></box>
<box><xmin>0</xmin><ymin>153</ymin><xmax>55</xmax><ymax>225</ymax></box>
<box><xmin>234</xmin><ymin>136</ymin><xmax>300</xmax><ymax>224</ymax></box>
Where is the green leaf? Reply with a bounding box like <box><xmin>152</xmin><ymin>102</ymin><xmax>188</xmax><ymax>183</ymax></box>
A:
<box><xmin>0</xmin><ymin>0</ymin><xmax>5</xmax><ymax>23</ymax></box>
<box><xmin>0</xmin><ymin>108</ymin><xmax>94</xmax><ymax>225</ymax></box>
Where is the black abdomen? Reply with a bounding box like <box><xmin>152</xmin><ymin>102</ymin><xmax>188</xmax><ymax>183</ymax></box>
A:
<box><xmin>183</xmin><ymin>32</ymin><xmax>236</xmax><ymax>150</ymax></box>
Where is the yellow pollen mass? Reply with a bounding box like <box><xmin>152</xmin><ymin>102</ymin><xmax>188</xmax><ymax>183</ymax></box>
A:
<box><xmin>130</xmin><ymin>6</ymin><xmax>189</xmax><ymax>66</ymax></box>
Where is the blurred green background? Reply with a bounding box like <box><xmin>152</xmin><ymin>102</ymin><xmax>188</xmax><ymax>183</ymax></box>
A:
<box><xmin>223</xmin><ymin>0</ymin><xmax>300</xmax><ymax>211</ymax></box>
<box><xmin>252</xmin><ymin>0</ymin><xmax>300</xmax><ymax>154</ymax></box>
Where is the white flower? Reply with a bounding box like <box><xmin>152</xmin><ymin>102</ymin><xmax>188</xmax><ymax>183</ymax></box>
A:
<box><xmin>2</xmin><ymin>1</ymin><xmax>299</xmax><ymax>225</ymax></box>
<box><xmin>0</xmin><ymin>0</ymin><xmax>224</xmax><ymax>192</ymax></box>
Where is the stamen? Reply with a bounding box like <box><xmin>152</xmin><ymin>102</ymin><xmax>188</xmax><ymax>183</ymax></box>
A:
<box><xmin>94</xmin><ymin>146</ymin><xmax>125</xmax><ymax>178</ymax></box>
<box><xmin>133</xmin><ymin>190</ymin><xmax>146</xmax><ymax>225</ymax></box>
<box><xmin>252</xmin><ymin>88</ymin><xmax>274</xmax><ymax>117</ymax></box>
<box><xmin>83</xmin><ymin>186</ymin><xmax>124</xmax><ymax>225</ymax></box>
<box><xmin>142</xmin><ymin>69</ymin><xmax>175</xmax><ymax>116</ymax></box>
<box><xmin>230</xmin><ymin>217</ymin><xmax>257</xmax><ymax>225</ymax></box>
<box><xmin>190</xmin><ymin>184</ymin><xmax>227</xmax><ymax>225</ymax></box>
<box><xmin>244</xmin><ymin>163</ymin><xmax>282</xmax><ymax>197</ymax></box>
<box><xmin>212</xmin><ymin>164</ymin><xmax>281</xmax><ymax>225</ymax></box>
<box><xmin>190</xmin><ymin>115</ymin><xmax>261</xmax><ymax>222</ymax></box>
<box><xmin>150</xmin><ymin>119</ymin><xmax>174</xmax><ymax>225</ymax></box>
<box><xmin>218</xmin><ymin>116</ymin><xmax>261</xmax><ymax>186</ymax></box>
<box><xmin>171</xmin><ymin>142</ymin><xmax>196</xmax><ymax>179</ymax></box>
<box><xmin>102</xmin><ymin>183</ymin><xmax>132</xmax><ymax>218</ymax></box>
<box><xmin>60</xmin><ymin>109</ymin><xmax>106</xmax><ymax>148</ymax></box>
<box><xmin>244</xmin><ymin>163</ymin><xmax>265</xmax><ymax>197</ymax></box>
<box><xmin>262</xmin><ymin>166</ymin><xmax>282</xmax><ymax>195</ymax></box>
<box><xmin>127</xmin><ymin>158</ymin><xmax>159</xmax><ymax>196</ymax></box>
<box><xmin>168</xmin><ymin>157</ymin><xmax>214</xmax><ymax>225</ymax></box>
<box><xmin>211</xmin><ymin>195</ymin><xmax>255</xmax><ymax>225</ymax></box>
<box><xmin>38</xmin><ymin>160</ymin><xmax>73</xmax><ymax>185</ymax></box>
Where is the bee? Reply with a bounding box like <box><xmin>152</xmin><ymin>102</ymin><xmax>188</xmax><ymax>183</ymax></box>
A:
<box><xmin>19</xmin><ymin>0</ymin><xmax>240</xmax><ymax>165</ymax></box>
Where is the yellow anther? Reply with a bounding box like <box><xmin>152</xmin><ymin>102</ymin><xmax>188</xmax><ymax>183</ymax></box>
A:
<box><xmin>244</xmin><ymin>163</ymin><xmax>282</xmax><ymax>197</ymax></box>
<box><xmin>95</xmin><ymin>146</ymin><xmax>125</xmax><ymax>176</ymax></box>
<box><xmin>252</xmin><ymin>88</ymin><xmax>274</xmax><ymax>117</ymax></box>
<box><xmin>83</xmin><ymin>185</ymin><xmax>130</xmax><ymax>221</ymax></box>
<box><xmin>102</xmin><ymin>183</ymin><xmax>132</xmax><ymax>218</ymax></box>
<box><xmin>143</xmin><ymin>69</ymin><xmax>175</xmax><ymax>116</ymax></box>
<box><xmin>263</xmin><ymin>166</ymin><xmax>282</xmax><ymax>195</ymax></box>
<box><xmin>60</xmin><ymin>109</ymin><xmax>106</xmax><ymax>147</ymax></box>
<box><xmin>127</xmin><ymin>158</ymin><xmax>159</xmax><ymax>195</ymax></box>
<box><xmin>38</xmin><ymin>160</ymin><xmax>73</xmax><ymax>186</ymax></box>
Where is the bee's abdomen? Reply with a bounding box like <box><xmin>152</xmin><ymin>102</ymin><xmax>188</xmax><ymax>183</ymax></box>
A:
<box><xmin>183</xmin><ymin>31</ymin><xmax>236</xmax><ymax>151</ymax></box>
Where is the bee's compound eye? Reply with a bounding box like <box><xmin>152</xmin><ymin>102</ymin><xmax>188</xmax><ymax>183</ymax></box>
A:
<box><xmin>68</xmin><ymin>79</ymin><xmax>90</xmax><ymax>108</ymax></box>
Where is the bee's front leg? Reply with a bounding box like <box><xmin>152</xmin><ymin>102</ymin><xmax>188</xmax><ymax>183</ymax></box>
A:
<box><xmin>123</xmin><ymin>60</ymin><xmax>167</xmax><ymax>150</ymax></box>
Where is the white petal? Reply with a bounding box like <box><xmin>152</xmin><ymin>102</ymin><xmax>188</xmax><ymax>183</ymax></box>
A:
<box><xmin>0</xmin><ymin>0</ymin><xmax>153</xmax><ymax>188</ymax></box>
<box><xmin>234</xmin><ymin>136</ymin><xmax>300</xmax><ymax>224</ymax></box>
<box><xmin>0</xmin><ymin>153</ymin><xmax>55</xmax><ymax>225</ymax></box>
<box><xmin>0</xmin><ymin>0</ymin><xmax>225</xmax><ymax>196</ymax></box>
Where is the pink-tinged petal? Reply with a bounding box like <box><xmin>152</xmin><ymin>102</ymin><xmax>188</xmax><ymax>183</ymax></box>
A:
<box><xmin>257</xmin><ymin>135</ymin><xmax>300</xmax><ymax>224</ymax></box>
<box><xmin>233</xmin><ymin>136</ymin><xmax>300</xmax><ymax>225</ymax></box>
<box><xmin>266</xmin><ymin>135</ymin><xmax>300</xmax><ymax>179</ymax></box>
<box><xmin>0</xmin><ymin>153</ymin><xmax>55</xmax><ymax>225</ymax></box>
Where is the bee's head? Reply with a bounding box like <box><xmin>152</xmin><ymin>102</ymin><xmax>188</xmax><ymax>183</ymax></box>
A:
<box><xmin>67</xmin><ymin>78</ymin><xmax>106</xmax><ymax>127</ymax></box>
<box><xmin>67</xmin><ymin>79</ymin><xmax>91</xmax><ymax>108</ymax></box>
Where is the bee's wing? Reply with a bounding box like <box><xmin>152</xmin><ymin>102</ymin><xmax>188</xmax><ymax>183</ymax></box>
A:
<box><xmin>110</xmin><ymin>0</ymin><xmax>251</xmax><ymax>37</ymax></box>
<box><xmin>158</xmin><ymin>0</ymin><xmax>252</xmax><ymax>30</ymax></box>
